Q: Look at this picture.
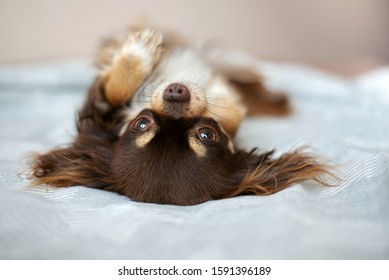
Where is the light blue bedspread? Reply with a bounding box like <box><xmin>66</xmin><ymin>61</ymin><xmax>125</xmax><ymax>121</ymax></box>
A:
<box><xmin>0</xmin><ymin>60</ymin><xmax>388</xmax><ymax>259</ymax></box>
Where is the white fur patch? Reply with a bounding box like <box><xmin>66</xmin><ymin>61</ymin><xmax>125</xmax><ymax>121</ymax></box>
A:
<box><xmin>161</xmin><ymin>49</ymin><xmax>212</xmax><ymax>86</ymax></box>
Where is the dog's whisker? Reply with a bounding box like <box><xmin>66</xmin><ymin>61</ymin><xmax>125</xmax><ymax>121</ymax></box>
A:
<box><xmin>205</xmin><ymin>110</ymin><xmax>241</xmax><ymax>127</ymax></box>
<box><xmin>134</xmin><ymin>101</ymin><xmax>152</xmax><ymax>104</ymax></box>
<box><xmin>138</xmin><ymin>94</ymin><xmax>153</xmax><ymax>99</ymax></box>
<box><xmin>206</xmin><ymin>97</ymin><xmax>234</xmax><ymax>100</ymax></box>
<box><xmin>205</xmin><ymin>101</ymin><xmax>246</xmax><ymax>113</ymax></box>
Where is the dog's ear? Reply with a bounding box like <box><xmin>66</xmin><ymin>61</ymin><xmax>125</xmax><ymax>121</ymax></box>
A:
<box><xmin>230</xmin><ymin>148</ymin><xmax>334</xmax><ymax>197</ymax></box>
<box><xmin>28</xmin><ymin>135</ymin><xmax>113</xmax><ymax>190</ymax></box>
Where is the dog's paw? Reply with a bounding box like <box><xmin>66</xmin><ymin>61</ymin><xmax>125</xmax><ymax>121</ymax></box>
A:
<box><xmin>120</xmin><ymin>29</ymin><xmax>163</xmax><ymax>71</ymax></box>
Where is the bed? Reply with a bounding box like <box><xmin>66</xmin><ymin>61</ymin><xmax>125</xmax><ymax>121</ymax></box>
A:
<box><xmin>0</xmin><ymin>60</ymin><xmax>388</xmax><ymax>259</ymax></box>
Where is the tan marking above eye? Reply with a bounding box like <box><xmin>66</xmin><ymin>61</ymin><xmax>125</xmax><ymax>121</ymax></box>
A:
<box><xmin>135</xmin><ymin>130</ymin><xmax>157</xmax><ymax>148</ymax></box>
<box><xmin>132</xmin><ymin>115</ymin><xmax>157</xmax><ymax>148</ymax></box>
<box><xmin>188</xmin><ymin>136</ymin><xmax>207</xmax><ymax>157</ymax></box>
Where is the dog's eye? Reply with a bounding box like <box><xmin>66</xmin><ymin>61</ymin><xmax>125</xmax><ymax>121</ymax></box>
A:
<box><xmin>134</xmin><ymin>118</ymin><xmax>151</xmax><ymax>131</ymax></box>
<box><xmin>199</xmin><ymin>128</ymin><xmax>217</xmax><ymax>142</ymax></box>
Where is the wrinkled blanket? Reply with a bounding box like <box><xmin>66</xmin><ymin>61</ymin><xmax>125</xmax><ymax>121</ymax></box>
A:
<box><xmin>0</xmin><ymin>60</ymin><xmax>388</xmax><ymax>259</ymax></box>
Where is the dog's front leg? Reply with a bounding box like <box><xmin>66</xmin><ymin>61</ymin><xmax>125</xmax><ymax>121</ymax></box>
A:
<box><xmin>103</xmin><ymin>29</ymin><xmax>163</xmax><ymax>105</ymax></box>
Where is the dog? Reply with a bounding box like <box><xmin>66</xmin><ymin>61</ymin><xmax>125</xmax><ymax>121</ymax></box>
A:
<box><xmin>29</xmin><ymin>26</ymin><xmax>332</xmax><ymax>205</ymax></box>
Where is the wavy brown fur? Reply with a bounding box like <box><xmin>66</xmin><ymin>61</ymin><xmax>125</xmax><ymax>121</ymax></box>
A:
<box><xmin>229</xmin><ymin>149</ymin><xmax>334</xmax><ymax>197</ymax></box>
<box><xmin>28</xmin><ymin>135</ymin><xmax>113</xmax><ymax>190</ymax></box>
<box><xmin>28</xmin><ymin>120</ymin><xmax>335</xmax><ymax>205</ymax></box>
<box><xmin>30</xmin><ymin>146</ymin><xmax>333</xmax><ymax>193</ymax></box>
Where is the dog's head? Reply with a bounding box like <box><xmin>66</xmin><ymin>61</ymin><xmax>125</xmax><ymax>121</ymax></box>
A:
<box><xmin>113</xmin><ymin>109</ymin><xmax>332</xmax><ymax>205</ymax></box>
<box><xmin>30</xmin><ymin>106</ymin><xmax>332</xmax><ymax>206</ymax></box>
<box><xmin>112</xmin><ymin>109</ymin><xmax>242</xmax><ymax>205</ymax></box>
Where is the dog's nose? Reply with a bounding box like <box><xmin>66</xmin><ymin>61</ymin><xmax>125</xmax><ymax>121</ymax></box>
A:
<box><xmin>163</xmin><ymin>83</ymin><xmax>190</xmax><ymax>103</ymax></box>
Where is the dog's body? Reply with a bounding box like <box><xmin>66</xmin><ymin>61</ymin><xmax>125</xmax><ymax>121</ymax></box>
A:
<box><xmin>29</xmin><ymin>27</ymin><xmax>331</xmax><ymax>205</ymax></box>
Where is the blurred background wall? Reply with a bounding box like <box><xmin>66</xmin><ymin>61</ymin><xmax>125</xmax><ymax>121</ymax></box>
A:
<box><xmin>0</xmin><ymin>0</ymin><xmax>388</xmax><ymax>75</ymax></box>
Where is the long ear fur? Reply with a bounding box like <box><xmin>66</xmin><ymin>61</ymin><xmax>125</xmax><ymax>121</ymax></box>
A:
<box><xmin>28</xmin><ymin>134</ymin><xmax>113</xmax><ymax>190</ymax></box>
<box><xmin>27</xmin><ymin>78</ymin><xmax>120</xmax><ymax>190</ymax></box>
<box><xmin>230</xmin><ymin>148</ymin><xmax>335</xmax><ymax>197</ymax></box>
